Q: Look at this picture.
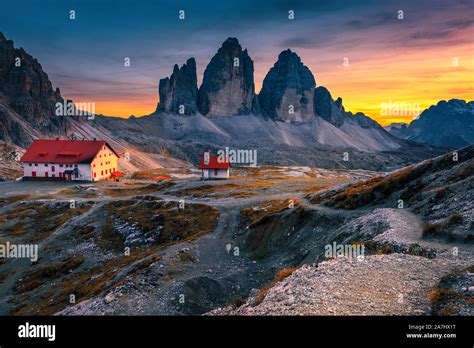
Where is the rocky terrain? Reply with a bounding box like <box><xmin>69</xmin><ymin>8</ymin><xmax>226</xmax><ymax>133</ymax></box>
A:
<box><xmin>0</xmin><ymin>141</ymin><xmax>23</xmax><ymax>181</ymax></box>
<box><xmin>0</xmin><ymin>32</ymin><xmax>472</xmax><ymax>317</ymax></box>
<box><xmin>387</xmin><ymin>99</ymin><xmax>474</xmax><ymax>148</ymax></box>
<box><xmin>0</xmin><ymin>148</ymin><xmax>471</xmax><ymax>316</ymax></box>
<box><xmin>207</xmin><ymin>146</ymin><xmax>473</xmax><ymax>316</ymax></box>
<box><xmin>95</xmin><ymin>112</ymin><xmax>445</xmax><ymax>171</ymax></box>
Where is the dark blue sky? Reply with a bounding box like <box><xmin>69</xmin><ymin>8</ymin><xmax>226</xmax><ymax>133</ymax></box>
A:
<box><xmin>1</xmin><ymin>0</ymin><xmax>473</xmax><ymax>121</ymax></box>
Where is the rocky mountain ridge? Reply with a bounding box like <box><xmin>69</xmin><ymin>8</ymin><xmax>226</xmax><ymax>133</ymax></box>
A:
<box><xmin>387</xmin><ymin>99</ymin><xmax>474</xmax><ymax>148</ymax></box>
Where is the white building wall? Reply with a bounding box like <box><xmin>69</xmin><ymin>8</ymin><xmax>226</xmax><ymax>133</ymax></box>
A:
<box><xmin>203</xmin><ymin>168</ymin><xmax>229</xmax><ymax>180</ymax></box>
<box><xmin>90</xmin><ymin>145</ymin><xmax>119</xmax><ymax>181</ymax></box>
<box><xmin>22</xmin><ymin>144</ymin><xmax>118</xmax><ymax>181</ymax></box>
<box><xmin>23</xmin><ymin>162</ymin><xmax>92</xmax><ymax>181</ymax></box>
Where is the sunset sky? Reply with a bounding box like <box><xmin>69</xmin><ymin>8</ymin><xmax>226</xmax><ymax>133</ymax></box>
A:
<box><xmin>1</xmin><ymin>0</ymin><xmax>473</xmax><ymax>125</ymax></box>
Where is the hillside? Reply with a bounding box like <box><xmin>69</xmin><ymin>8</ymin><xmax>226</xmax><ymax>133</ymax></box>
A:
<box><xmin>387</xmin><ymin>99</ymin><xmax>474</xmax><ymax>148</ymax></box>
<box><xmin>207</xmin><ymin>146</ymin><xmax>473</xmax><ymax>316</ymax></box>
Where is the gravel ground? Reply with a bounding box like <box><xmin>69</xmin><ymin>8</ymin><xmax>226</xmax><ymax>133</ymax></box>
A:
<box><xmin>209</xmin><ymin>253</ymin><xmax>473</xmax><ymax>316</ymax></box>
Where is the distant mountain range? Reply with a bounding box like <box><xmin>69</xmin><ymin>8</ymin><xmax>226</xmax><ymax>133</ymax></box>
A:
<box><xmin>386</xmin><ymin>99</ymin><xmax>474</xmax><ymax>148</ymax></box>
<box><xmin>0</xmin><ymin>33</ymin><xmax>457</xmax><ymax>170</ymax></box>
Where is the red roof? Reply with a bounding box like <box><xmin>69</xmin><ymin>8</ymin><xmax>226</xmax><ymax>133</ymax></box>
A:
<box><xmin>152</xmin><ymin>176</ymin><xmax>172</xmax><ymax>181</ymax></box>
<box><xmin>199</xmin><ymin>156</ymin><xmax>230</xmax><ymax>169</ymax></box>
<box><xmin>20</xmin><ymin>139</ymin><xmax>119</xmax><ymax>164</ymax></box>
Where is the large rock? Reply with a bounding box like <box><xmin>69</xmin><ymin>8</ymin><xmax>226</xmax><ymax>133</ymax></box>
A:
<box><xmin>259</xmin><ymin>49</ymin><xmax>315</xmax><ymax>122</ymax></box>
<box><xmin>198</xmin><ymin>38</ymin><xmax>255</xmax><ymax>116</ymax></box>
<box><xmin>157</xmin><ymin>58</ymin><xmax>198</xmax><ymax>115</ymax></box>
<box><xmin>0</xmin><ymin>32</ymin><xmax>69</xmax><ymax>147</ymax></box>
<box><xmin>314</xmin><ymin>86</ymin><xmax>345</xmax><ymax>127</ymax></box>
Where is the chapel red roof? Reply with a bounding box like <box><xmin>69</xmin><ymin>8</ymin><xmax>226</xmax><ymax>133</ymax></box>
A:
<box><xmin>199</xmin><ymin>156</ymin><xmax>230</xmax><ymax>169</ymax></box>
<box><xmin>20</xmin><ymin>139</ymin><xmax>119</xmax><ymax>164</ymax></box>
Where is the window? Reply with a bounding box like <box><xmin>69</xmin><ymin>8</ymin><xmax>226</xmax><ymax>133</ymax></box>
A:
<box><xmin>34</xmin><ymin>163</ymin><xmax>38</xmax><ymax>167</ymax></box>
<box><xmin>29</xmin><ymin>163</ymin><xmax>32</xmax><ymax>167</ymax></box>
<box><xmin>52</xmin><ymin>166</ymin><xmax>55</xmax><ymax>172</ymax></box>
<box><xmin>94</xmin><ymin>172</ymin><xmax>96</xmax><ymax>178</ymax></box>
<box><xmin>32</xmin><ymin>171</ymin><xmax>36</xmax><ymax>177</ymax></box>
<box><xmin>52</xmin><ymin>174</ymin><xmax>55</xmax><ymax>178</ymax></box>
<box><xmin>45</xmin><ymin>172</ymin><xmax>48</xmax><ymax>177</ymax></box>
<box><xmin>105</xmin><ymin>169</ymin><xmax>108</xmax><ymax>174</ymax></box>
<box><xmin>93</xmin><ymin>164</ymin><xmax>96</xmax><ymax>167</ymax></box>
<box><xmin>101</xmin><ymin>170</ymin><xmax>103</xmax><ymax>175</ymax></box>
<box><xmin>59</xmin><ymin>164</ymin><xmax>63</xmax><ymax>168</ymax></box>
<box><xmin>214</xmin><ymin>169</ymin><xmax>218</xmax><ymax>175</ymax></box>
<box><xmin>44</xmin><ymin>163</ymin><xmax>48</xmax><ymax>167</ymax></box>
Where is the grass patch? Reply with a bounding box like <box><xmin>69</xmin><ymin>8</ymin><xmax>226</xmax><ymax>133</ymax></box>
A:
<box><xmin>429</xmin><ymin>266</ymin><xmax>474</xmax><ymax>316</ymax></box>
<box><xmin>0</xmin><ymin>195</ymin><xmax>31</xmax><ymax>205</ymax></box>
<box><xmin>131</xmin><ymin>168</ymin><xmax>192</xmax><ymax>180</ymax></box>
<box><xmin>102</xmin><ymin>182</ymin><xmax>174</xmax><ymax>197</ymax></box>
<box><xmin>14</xmin><ymin>255</ymin><xmax>84</xmax><ymax>293</ymax></box>
<box><xmin>173</xmin><ymin>181</ymin><xmax>272</xmax><ymax>198</ymax></box>
<box><xmin>1</xmin><ymin>201</ymin><xmax>92</xmax><ymax>241</ymax></box>
<box><xmin>102</xmin><ymin>199</ymin><xmax>220</xmax><ymax>246</ymax></box>
<box><xmin>240</xmin><ymin>198</ymin><xmax>301</xmax><ymax>227</ymax></box>
<box><xmin>11</xmin><ymin>250</ymin><xmax>161</xmax><ymax>315</ymax></box>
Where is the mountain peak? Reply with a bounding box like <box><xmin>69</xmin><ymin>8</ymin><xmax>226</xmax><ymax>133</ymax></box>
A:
<box><xmin>387</xmin><ymin>99</ymin><xmax>474</xmax><ymax>148</ymax></box>
<box><xmin>259</xmin><ymin>49</ymin><xmax>315</xmax><ymax>121</ymax></box>
<box><xmin>157</xmin><ymin>58</ymin><xmax>198</xmax><ymax>115</ymax></box>
<box><xmin>221</xmin><ymin>37</ymin><xmax>240</xmax><ymax>47</ymax></box>
<box><xmin>198</xmin><ymin>37</ymin><xmax>255</xmax><ymax>116</ymax></box>
<box><xmin>278</xmin><ymin>48</ymin><xmax>300</xmax><ymax>61</ymax></box>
